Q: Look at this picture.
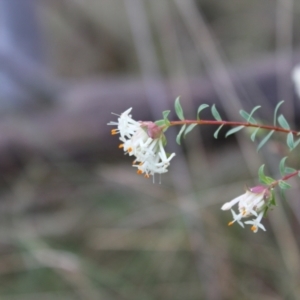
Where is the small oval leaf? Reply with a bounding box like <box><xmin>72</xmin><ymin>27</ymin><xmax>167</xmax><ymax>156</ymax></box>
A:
<box><xmin>278</xmin><ymin>114</ymin><xmax>290</xmax><ymax>130</ymax></box>
<box><xmin>163</xmin><ymin>110</ymin><xmax>171</xmax><ymax>120</ymax></box>
<box><xmin>240</xmin><ymin>110</ymin><xmax>257</xmax><ymax>124</ymax></box>
<box><xmin>174</xmin><ymin>97</ymin><xmax>185</xmax><ymax>120</ymax></box>
<box><xmin>279</xmin><ymin>180</ymin><xmax>291</xmax><ymax>190</ymax></box>
<box><xmin>273</xmin><ymin>100</ymin><xmax>284</xmax><ymax>126</ymax></box>
<box><xmin>213</xmin><ymin>124</ymin><xmax>224</xmax><ymax>139</ymax></box>
<box><xmin>286</xmin><ymin>132</ymin><xmax>294</xmax><ymax>150</ymax></box>
<box><xmin>184</xmin><ymin>124</ymin><xmax>197</xmax><ymax>138</ymax></box>
<box><xmin>211</xmin><ymin>104</ymin><xmax>222</xmax><ymax>121</ymax></box>
<box><xmin>293</xmin><ymin>137</ymin><xmax>300</xmax><ymax>148</ymax></box>
<box><xmin>197</xmin><ymin>104</ymin><xmax>209</xmax><ymax>120</ymax></box>
<box><xmin>225</xmin><ymin>125</ymin><xmax>245</xmax><ymax>138</ymax></box>
<box><xmin>279</xmin><ymin>156</ymin><xmax>288</xmax><ymax>176</ymax></box>
<box><xmin>248</xmin><ymin>106</ymin><xmax>261</xmax><ymax>122</ymax></box>
<box><xmin>251</xmin><ymin>127</ymin><xmax>260</xmax><ymax>142</ymax></box>
<box><xmin>176</xmin><ymin>124</ymin><xmax>186</xmax><ymax>145</ymax></box>
<box><xmin>257</xmin><ymin>130</ymin><xmax>275</xmax><ymax>151</ymax></box>
<box><xmin>284</xmin><ymin>167</ymin><xmax>297</xmax><ymax>174</ymax></box>
<box><xmin>155</xmin><ymin>120</ymin><xmax>166</xmax><ymax>127</ymax></box>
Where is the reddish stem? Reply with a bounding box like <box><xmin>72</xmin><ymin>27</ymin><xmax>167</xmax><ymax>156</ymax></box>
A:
<box><xmin>269</xmin><ymin>170</ymin><xmax>300</xmax><ymax>189</ymax></box>
<box><xmin>170</xmin><ymin>120</ymin><xmax>299</xmax><ymax>135</ymax></box>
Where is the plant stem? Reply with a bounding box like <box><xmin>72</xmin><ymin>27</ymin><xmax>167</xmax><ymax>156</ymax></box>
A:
<box><xmin>269</xmin><ymin>170</ymin><xmax>300</xmax><ymax>189</ymax></box>
<box><xmin>170</xmin><ymin>120</ymin><xmax>299</xmax><ymax>135</ymax></box>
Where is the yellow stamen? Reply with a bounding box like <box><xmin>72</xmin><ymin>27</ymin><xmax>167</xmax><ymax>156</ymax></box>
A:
<box><xmin>128</xmin><ymin>147</ymin><xmax>133</xmax><ymax>153</ymax></box>
<box><xmin>251</xmin><ymin>225</ymin><xmax>257</xmax><ymax>232</ymax></box>
<box><xmin>111</xmin><ymin>129</ymin><xmax>118</xmax><ymax>135</ymax></box>
<box><xmin>137</xmin><ymin>170</ymin><xmax>143</xmax><ymax>175</ymax></box>
<box><xmin>228</xmin><ymin>221</ymin><xmax>234</xmax><ymax>226</ymax></box>
<box><xmin>144</xmin><ymin>174</ymin><xmax>150</xmax><ymax>178</ymax></box>
<box><xmin>119</xmin><ymin>144</ymin><xmax>124</xmax><ymax>148</ymax></box>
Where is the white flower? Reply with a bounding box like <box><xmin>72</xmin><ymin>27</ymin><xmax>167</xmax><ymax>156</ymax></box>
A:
<box><xmin>228</xmin><ymin>209</ymin><xmax>244</xmax><ymax>228</ymax></box>
<box><xmin>108</xmin><ymin>108</ymin><xmax>141</xmax><ymax>139</ymax></box>
<box><xmin>133</xmin><ymin>139</ymin><xmax>176</xmax><ymax>177</ymax></box>
<box><xmin>108</xmin><ymin>108</ymin><xmax>175</xmax><ymax>178</ymax></box>
<box><xmin>244</xmin><ymin>212</ymin><xmax>266</xmax><ymax>233</ymax></box>
<box><xmin>221</xmin><ymin>186</ymin><xmax>270</xmax><ymax>232</ymax></box>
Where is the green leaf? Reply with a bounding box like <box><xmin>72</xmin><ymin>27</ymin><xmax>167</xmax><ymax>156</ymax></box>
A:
<box><xmin>197</xmin><ymin>104</ymin><xmax>209</xmax><ymax>120</ymax></box>
<box><xmin>273</xmin><ymin>100</ymin><xmax>284</xmax><ymax>126</ymax></box>
<box><xmin>240</xmin><ymin>110</ymin><xmax>256</xmax><ymax>124</ymax></box>
<box><xmin>279</xmin><ymin>156</ymin><xmax>288</xmax><ymax>177</ymax></box>
<box><xmin>284</xmin><ymin>167</ymin><xmax>297</xmax><ymax>174</ymax></box>
<box><xmin>239</xmin><ymin>106</ymin><xmax>260</xmax><ymax>124</ymax></box>
<box><xmin>264</xmin><ymin>190</ymin><xmax>276</xmax><ymax>216</ymax></box>
<box><xmin>279</xmin><ymin>180</ymin><xmax>291</xmax><ymax>190</ymax></box>
<box><xmin>257</xmin><ymin>130</ymin><xmax>275</xmax><ymax>151</ymax></box>
<box><xmin>258</xmin><ymin>164</ymin><xmax>267</xmax><ymax>184</ymax></box>
<box><xmin>174</xmin><ymin>96</ymin><xmax>184</xmax><ymax>120</ymax></box>
<box><xmin>250</xmin><ymin>127</ymin><xmax>260</xmax><ymax>142</ymax></box>
<box><xmin>184</xmin><ymin>124</ymin><xmax>197</xmax><ymax>138</ymax></box>
<box><xmin>278</xmin><ymin>114</ymin><xmax>290</xmax><ymax>130</ymax></box>
<box><xmin>176</xmin><ymin>124</ymin><xmax>186</xmax><ymax>145</ymax></box>
<box><xmin>211</xmin><ymin>104</ymin><xmax>222</xmax><ymax>121</ymax></box>
<box><xmin>269</xmin><ymin>190</ymin><xmax>276</xmax><ymax>206</ymax></box>
<box><xmin>286</xmin><ymin>132</ymin><xmax>294</xmax><ymax>150</ymax></box>
<box><xmin>161</xmin><ymin>134</ymin><xmax>167</xmax><ymax>146</ymax></box>
<box><xmin>162</xmin><ymin>110</ymin><xmax>170</xmax><ymax>120</ymax></box>
<box><xmin>225</xmin><ymin>125</ymin><xmax>245</xmax><ymax>138</ymax></box>
<box><xmin>213</xmin><ymin>124</ymin><xmax>224</xmax><ymax>139</ymax></box>
<box><xmin>293</xmin><ymin>137</ymin><xmax>300</xmax><ymax>148</ymax></box>
<box><xmin>155</xmin><ymin>119</ymin><xmax>166</xmax><ymax>127</ymax></box>
<box><xmin>258</xmin><ymin>164</ymin><xmax>275</xmax><ymax>185</ymax></box>
<box><xmin>248</xmin><ymin>106</ymin><xmax>261</xmax><ymax>122</ymax></box>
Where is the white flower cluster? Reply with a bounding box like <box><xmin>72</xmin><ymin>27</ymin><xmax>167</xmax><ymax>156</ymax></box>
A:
<box><xmin>221</xmin><ymin>186</ymin><xmax>270</xmax><ymax>233</ymax></box>
<box><xmin>108</xmin><ymin>108</ymin><xmax>175</xmax><ymax>178</ymax></box>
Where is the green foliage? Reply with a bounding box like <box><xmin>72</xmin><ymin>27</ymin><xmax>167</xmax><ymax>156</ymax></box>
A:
<box><xmin>211</xmin><ymin>104</ymin><xmax>222</xmax><ymax>121</ymax></box>
<box><xmin>184</xmin><ymin>124</ymin><xmax>197</xmax><ymax>138</ymax></box>
<box><xmin>258</xmin><ymin>164</ymin><xmax>275</xmax><ymax>185</ymax></box>
<box><xmin>197</xmin><ymin>104</ymin><xmax>209</xmax><ymax>120</ymax></box>
<box><xmin>279</xmin><ymin>156</ymin><xmax>288</xmax><ymax>176</ymax></box>
<box><xmin>174</xmin><ymin>96</ymin><xmax>185</xmax><ymax>121</ymax></box>
<box><xmin>250</xmin><ymin>127</ymin><xmax>260</xmax><ymax>142</ymax></box>
<box><xmin>239</xmin><ymin>105</ymin><xmax>260</xmax><ymax>124</ymax></box>
<box><xmin>162</xmin><ymin>110</ymin><xmax>171</xmax><ymax>126</ymax></box>
<box><xmin>286</xmin><ymin>132</ymin><xmax>294</xmax><ymax>150</ymax></box>
<box><xmin>284</xmin><ymin>167</ymin><xmax>297</xmax><ymax>174</ymax></box>
<box><xmin>278</xmin><ymin>180</ymin><xmax>291</xmax><ymax>190</ymax></box>
<box><xmin>214</xmin><ymin>124</ymin><xmax>224</xmax><ymax>139</ymax></box>
<box><xmin>155</xmin><ymin>119</ymin><xmax>167</xmax><ymax>127</ymax></box>
<box><xmin>176</xmin><ymin>124</ymin><xmax>186</xmax><ymax>145</ymax></box>
<box><xmin>273</xmin><ymin>100</ymin><xmax>284</xmax><ymax>126</ymax></box>
<box><xmin>257</xmin><ymin>130</ymin><xmax>274</xmax><ymax>151</ymax></box>
<box><xmin>279</xmin><ymin>156</ymin><xmax>296</xmax><ymax>180</ymax></box>
<box><xmin>294</xmin><ymin>138</ymin><xmax>300</xmax><ymax>148</ymax></box>
<box><xmin>277</xmin><ymin>114</ymin><xmax>290</xmax><ymax>130</ymax></box>
<box><xmin>155</xmin><ymin>110</ymin><xmax>171</xmax><ymax>128</ymax></box>
<box><xmin>161</xmin><ymin>134</ymin><xmax>167</xmax><ymax>146</ymax></box>
<box><xmin>225</xmin><ymin>125</ymin><xmax>245</xmax><ymax>138</ymax></box>
<box><xmin>264</xmin><ymin>190</ymin><xmax>276</xmax><ymax>216</ymax></box>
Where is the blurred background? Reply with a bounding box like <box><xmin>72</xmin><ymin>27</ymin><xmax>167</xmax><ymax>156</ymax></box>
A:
<box><xmin>0</xmin><ymin>0</ymin><xmax>300</xmax><ymax>299</ymax></box>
